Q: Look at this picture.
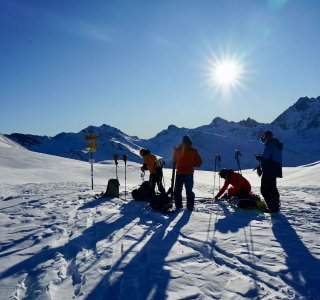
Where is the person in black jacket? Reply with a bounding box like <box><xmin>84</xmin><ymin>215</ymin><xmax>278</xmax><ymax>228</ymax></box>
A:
<box><xmin>255</xmin><ymin>130</ymin><xmax>283</xmax><ymax>212</ymax></box>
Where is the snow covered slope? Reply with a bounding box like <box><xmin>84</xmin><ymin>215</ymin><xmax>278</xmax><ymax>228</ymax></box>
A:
<box><xmin>1</xmin><ymin>139</ymin><xmax>320</xmax><ymax>299</ymax></box>
<box><xmin>0</xmin><ymin>134</ymin><xmax>25</xmax><ymax>149</ymax></box>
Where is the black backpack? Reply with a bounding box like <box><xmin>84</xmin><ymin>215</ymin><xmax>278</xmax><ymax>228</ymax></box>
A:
<box><xmin>105</xmin><ymin>179</ymin><xmax>120</xmax><ymax>197</ymax></box>
<box><xmin>149</xmin><ymin>193</ymin><xmax>173</xmax><ymax>212</ymax></box>
<box><xmin>236</xmin><ymin>194</ymin><xmax>265</xmax><ymax>209</ymax></box>
<box><xmin>132</xmin><ymin>181</ymin><xmax>153</xmax><ymax>201</ymax></box>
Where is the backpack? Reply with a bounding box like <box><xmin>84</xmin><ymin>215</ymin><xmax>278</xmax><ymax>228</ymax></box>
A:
<box><xmin>105</xmin><ymin>179</ymin><xmax>120</xmax><ymax>197</ymax></box>
<box><xmin>148</xmin><ymin>193</ymin><xmax>173</xmax><ymax>212</ymax></box>
<box><xmin>132</xmin><ymin>181</ymin><xmax>153</xmax><ymax>201</ymax></box>
<box><xmin>233</xmin><ymin>194</ymin><xmax>267</xmax><ymax>210</ymax></box>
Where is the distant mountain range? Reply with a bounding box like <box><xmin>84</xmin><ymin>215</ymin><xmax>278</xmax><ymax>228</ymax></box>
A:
<box><xmin>4</xmin><ymin>96</ymin><xmax>320</xmax><ymax>171</ymax></box>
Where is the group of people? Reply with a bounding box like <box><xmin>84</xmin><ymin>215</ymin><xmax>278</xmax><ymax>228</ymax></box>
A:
<box><xmin>139</xmin><ymin>130</ymin><xmax>283</xmax><ymax>213</ymax></box>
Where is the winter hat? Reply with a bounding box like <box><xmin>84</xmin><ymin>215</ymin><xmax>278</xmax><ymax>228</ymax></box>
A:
<box><xmin>139</xmin><ymin>148</ymin><xmax>146</xmax><ymax>156</ymax></box>
<box><xmin>260</xmin><ymin>130</ymin><xmax>273</xmax><ymax>142</ymax></box>
<box><xmin>182</xmin><ymin>135</ymin><xmax>192</xmax><ymax>144</ymax></box>
<box><xmin>219</xmin><ymin>168</ymin><xmax>233</xmax><ymax>179</ymax></box>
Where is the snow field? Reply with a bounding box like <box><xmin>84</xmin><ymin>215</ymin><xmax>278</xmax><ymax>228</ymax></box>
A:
<box><xmin>1</xmin><ymin>143</ymin><xmax>320</xmax><ymax>299</ymax></box>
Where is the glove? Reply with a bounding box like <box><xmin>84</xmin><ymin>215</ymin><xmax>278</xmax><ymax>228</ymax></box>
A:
<box><xmin>214</xmin><ymin>195</ymin><xmax>219</xmax><ymax>201</ymax></box>
<box><xmin>141</xmin><ymin>164</ymin><xmax>148</xmax><ymax>171</ymax></box>
<box><xmin>255</xmin><ymin>153</ymin><xmax>262</xmax><ymax>161</ymax></box>
<box><xmin>257</xmin><ymin>165</ymin><xmax>262</xmax><ymax>177</ymax></box>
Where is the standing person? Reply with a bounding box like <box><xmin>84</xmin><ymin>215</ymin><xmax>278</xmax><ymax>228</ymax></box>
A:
<box><xmin>173</xmin><ymin>135</ymin><xmax>202</xmax><ymax>211</ymax></box>
<box><xmin>255</xmin><ymin>130</ymin><xmax>283</xmax><ymax>212</ymax></box>
<box><xmin>139</xmin><ymin>148</ymin><xmax>165</xmax><ymax>195</ymax></box>
<box><xmin>214</xmin><ymin>168</ymin><xmax>251</xmax><ymax>200</ymax></box>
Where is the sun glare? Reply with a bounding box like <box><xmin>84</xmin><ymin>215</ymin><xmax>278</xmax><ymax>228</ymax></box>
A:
<box><xmin>206</xmin><ymin>52</ymin><xmax>246</xmax><ymax>95</ymax></box>
<box><xmin>214</xmin><ymin>61</ymin><xmax>239</xmax><ymax>86</ymax></box>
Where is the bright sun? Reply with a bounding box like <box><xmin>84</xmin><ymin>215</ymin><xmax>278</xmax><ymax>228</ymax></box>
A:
<box><xmin>212</xmin><ymin>60</ymin><xmax>241</xmax><ymax>88</ymax></box>
<box><xmin>207</xmin><ymin>53</ymin><xmax>245</xmax><ymax>94</ymax></box>
<box><xmin>214</xmin><ymin>61</ymin><xmax>239</xmax><ymax>86</ymax></box>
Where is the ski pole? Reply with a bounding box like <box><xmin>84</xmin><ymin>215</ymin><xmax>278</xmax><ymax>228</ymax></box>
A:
<box><xmin>170</xmin><ymin>148</ymin><xmax>176</xmax><ymax>202</ymax></box>
<box><xmin>213</xmin><ymin>155</ymin><xmax>217</xmax><ymax>199</ymax></box>
<box><xmin>90</xmin><ymin>152</ymin><xmax>94</xmax><ymax>190</ymax></box>
<box><xmin>216</xmin><ymin>154</ymin><xmax>221</xmax><ymax>190</ymax></box>
<box><xmin>123</xmin><ymin>154</ymin><xmax>128</xmax><ymax>198</ymax></box>
<box><xmin>213</xmin><ymin>154</ymin><xmax>221</xmax><ymax>198</ymax></box>
<box><xmin>235</xmin><ymin>149</ymin><xmax>242</xmax><ymax>174</ymax></box>
<box><xmin>170</xmin><ymin>161</ymin><xmax>176</xmax><ymax>202</ymax></box>
<box><xmin>113</xmin><ymin>153</ymin><xmax>119</xmax><ymax>179</ymax></box>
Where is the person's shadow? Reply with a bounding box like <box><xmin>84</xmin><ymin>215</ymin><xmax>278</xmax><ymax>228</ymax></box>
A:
<box><xmin>0</xmin><ymin>199</ymin><xmax>147</xmax><ymax>283</ymax></box>
<box><xmin>272</xmin><ymin>215</ymin><xmax>320</xmax><ymax>299</ymax></box>
<box><xmin>214</xmin><ymin>202</ymin><xmax>261</xmax><ymax>233</ymax></box>
<box><xmin>85</xmin><ymin>211</ymin><xmax>191</xmax><ymax>300</ymax></box>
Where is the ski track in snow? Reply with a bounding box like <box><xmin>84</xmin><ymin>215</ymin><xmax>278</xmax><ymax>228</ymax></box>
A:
<box><xmin>0</xmin><ymin>182</ymin><xmax>320</xmax><ymax>300</ymax></box>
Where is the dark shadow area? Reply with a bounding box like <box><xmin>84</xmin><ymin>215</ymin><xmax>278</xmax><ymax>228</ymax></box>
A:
<box><xmin>272</xmin><ymin>215</ymin><xmax>320</xmax><ymax>299</ymax></box>
<box><xmin>0</xmin><ymin>231</ymin><xmax>41</xmax><ymax>258</ymax></box>
<box><xmin>0</xmin><ymin>200</ymin><xmax>146</xmax><ymax>281</ymax></box>
<box><xmin>214</xmin><ymin>202</ymin><xmax>261</xmax><ymax>233</ymax></box>
<box><xmin>85</xmin><ymin>211</ymin><xmax>191</xmax><ymax>300</ymax></box>
<box><xmin>210</xmin><ymin>203</ymin><xmax>262</xmax><ymax>298</ymax></box>
<box><xmin>78</xmin><ymin>195</ymin><xmax>113</xmax><ymax>210</ymax></box>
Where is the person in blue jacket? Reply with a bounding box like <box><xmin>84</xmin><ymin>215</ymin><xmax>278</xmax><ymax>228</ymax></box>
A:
<box><xmin>255</xmin><ymin>130</ymin><xmax>283</xmax><ymax>212</ymax></box>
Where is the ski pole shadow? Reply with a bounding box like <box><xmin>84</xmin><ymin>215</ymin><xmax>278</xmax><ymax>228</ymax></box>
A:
<box><xmin>214</xmin><ymin>202</ymin><xmax>261</xmax><ymax>233</ymax></box>
<box><xmin>272</xmin><ymin>215</ymin><xmax>320</xmax><ymax>298</ymax></box>
<box><xmin>0</xmin><ymin>200</ymin><xmax>147</xmax><ymax>282</ymax></box>
<box><xmin>85</xmin><ymin>211</ymin><xmax>191</xmax><ymax>300</ymax></box>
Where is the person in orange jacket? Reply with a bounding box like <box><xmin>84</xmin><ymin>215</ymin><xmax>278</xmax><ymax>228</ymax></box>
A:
<box><xmin>139</xmin><ymin>148</ymin><xmax>165</xmax><ymax>195</ymax></box>
<box><xmin>214</xmin><ymin>168</ymin><xmax>251</xmax><ymax>200</ymax></box>
<box><xmin>173</xmin><ymin>135</ymin><xmax>202</xmax><ymax>211</ymax></box>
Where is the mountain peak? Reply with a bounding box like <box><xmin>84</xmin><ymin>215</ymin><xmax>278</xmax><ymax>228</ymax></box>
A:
<box><xmin>209</xmin><ymin>117</ymin><xmax>229</xmax><ymax>126</ymax></box>
<box><xmin>238</xmin><ymin>118</ymin><xmax>259</xmax><ymax>127</ymax></box>
<box><xmin>167</xmin><ymin>124</ymin><xmax>179</xmax><ymax>131</ymax></box>
<box><xmin>272</xmin><ymin>96</ymin><xmax>320</xmax><ymax>130</ymax></box>
<box><xmin>294</xmin><ymin>97</ymin><xmax>312</xmax><ymax>112</ymax></box>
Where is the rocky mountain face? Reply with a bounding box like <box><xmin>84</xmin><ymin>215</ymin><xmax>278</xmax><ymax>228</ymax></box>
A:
<box><xmin>272</xmin><ymin>97</ymin><xmax>320</xmax><ymax>132</ymax></box>
<box><xmin>5</xmin><ymin>97</ymin><xmax>320</xmax><ymax>171</ymax></box>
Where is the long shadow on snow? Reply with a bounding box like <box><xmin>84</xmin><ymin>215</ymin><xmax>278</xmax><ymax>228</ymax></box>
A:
<box><xmin>0</xmin><ymin>197</ymin><xmax>147</xmax><ymax>281</ymax></box>
<box><xmin>78</xmin><ymin>196</ymin><xmax>113</xmax><ymax>210</ymax></box>
<box><xmin>214</xmin><ymin>202</ymin><xmax>260</xmax><ymax>233</ymax></box>
<box><xmin>85</xmin><ymin>211</ymin><xmax>191</xmax><ymax>300</ymax></box>
<box><xmin>272</xmin><ymin>215</ymin><xmax>320</xmax><ymax>299</ymax></box>
<box><xmin>0</xmin><ymin>231</ymin><xmax>42</xmax><ymax>258</ymax></box>
<box><xmin>212</xmin><ymin>203</ymin><xmax>263</xmax><ymax>298</ymax></box>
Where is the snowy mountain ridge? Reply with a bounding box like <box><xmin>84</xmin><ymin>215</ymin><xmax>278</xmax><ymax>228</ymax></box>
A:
<box><xmin>4</xmin><ymin>96</ymin><xmax>320</xmax><ymax>170</ymax></box>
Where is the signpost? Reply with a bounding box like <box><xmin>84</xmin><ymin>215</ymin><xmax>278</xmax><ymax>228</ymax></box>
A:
<box><xmin>85</xmin><ymin>131</ymin><xmax>98</xmax><ymax>190</ymax></box>
<box><xmin>123</xmin><ymin>154</ymin><xmax>128</xmax><ymax>199</ymax></box>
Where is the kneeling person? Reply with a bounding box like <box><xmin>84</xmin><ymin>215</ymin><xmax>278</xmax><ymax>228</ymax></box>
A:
<box><xmin>215</xmin><ymin>168</ymin><xmax>251</xmax><ymax>200</ymax></box>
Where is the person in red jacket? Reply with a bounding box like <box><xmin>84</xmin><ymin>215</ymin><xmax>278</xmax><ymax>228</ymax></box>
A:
<box><xmin>214</xmin><ymin>168</ymin><xmax>251</xmax><ymax>200</ymax></box>
<box><xmin>173</xmin><ymin>135</ymin><xmax>202</xmax><ymax>211</ymax></box>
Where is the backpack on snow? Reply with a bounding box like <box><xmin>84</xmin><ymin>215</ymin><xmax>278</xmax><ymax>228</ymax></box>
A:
<box><xmin>233</xmin><ymin>194</ymin><xmax>267</xmax><ymax>210</ymax></box>
<box><xmin>132</xmin><ymin>181</ymin><xmax>153</xmax><ymax>201</ymax></box>
<box><xmin>105</xmin><ymin>179</ymin><xmax>120</xmax><ymax>197</ymax></box>
<box><xmin>148</xmin><ymin>192</ymin><xmax>173</xmax><ymax>212</ymax></box>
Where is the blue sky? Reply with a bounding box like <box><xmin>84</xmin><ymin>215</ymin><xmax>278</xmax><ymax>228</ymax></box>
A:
<box><xmin>1</xmin><ymin>0</ymin><xmax>319</xmax><ymax>138</ymax></box>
